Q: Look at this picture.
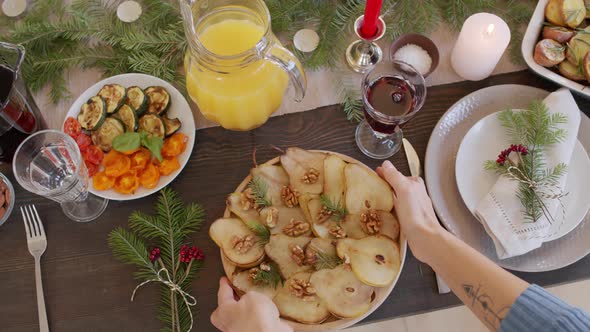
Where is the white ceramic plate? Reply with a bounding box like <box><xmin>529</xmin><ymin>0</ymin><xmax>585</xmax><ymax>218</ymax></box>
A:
<box><xmin>64</xmin><ymin>73</ymin><xmax>195</xmax><ymax>201</ymax></box>
<box><xmin>456</xmin><ymin>111</ymin><xmax>590</xmax><ymax>242</ymax></box>
<box><xmin>425</xmin><ymin>84</ymin><xmax>590</xmax><ymax>272</ymax></box>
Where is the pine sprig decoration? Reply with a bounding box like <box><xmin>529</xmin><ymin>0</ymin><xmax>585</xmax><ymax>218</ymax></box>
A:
<box><xmin>320</xmin><ymin>194</ymin><xmax>348</xmax><ymax>221</ymax></box>
<box><xmin>245</xmin><ymin>221</ymin><xmax>271</xmax><ymax>245</ymax></box>
<box><xmin>314</xmin><ymin>250</ymin><xmax>343</xmax><ymax>270</ymax></box>
<box><xmin>108</xmin><ymin>188</ymin><xmax>205</xmax><ymax>332</ymax></box>
<box><xmin>484</xmin><ymin>101</ymin><xmax>569</xmax><ymax>223</ymax></box>
<box><xmin>247</xmin><ymin>176</ymin><xmax>272</xmax><ymax>208</ymax></box>
<box><xmin>252</xmin><ymin>262</ymin><xmax>284</xmax><ymax>289</ymax></box>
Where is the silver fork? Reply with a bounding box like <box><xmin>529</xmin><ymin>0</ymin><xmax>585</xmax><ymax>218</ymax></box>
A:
<box><xmin>21</xmin><ymin>205</ymin><xmax>49</xmax><ymax>332</ymax></box>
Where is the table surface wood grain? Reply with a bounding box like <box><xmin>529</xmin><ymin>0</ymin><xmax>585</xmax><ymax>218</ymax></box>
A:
<box><xmin>2</xmin><ymin>70</ymin><xmax>590</xmax><ymax>332</ymax></box>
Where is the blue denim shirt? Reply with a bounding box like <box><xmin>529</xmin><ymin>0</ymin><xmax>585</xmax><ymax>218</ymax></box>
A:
<box><xmin>500</xmin><ymin>284</ymin><xmax>590</xmax><ymax>332</ymax></box>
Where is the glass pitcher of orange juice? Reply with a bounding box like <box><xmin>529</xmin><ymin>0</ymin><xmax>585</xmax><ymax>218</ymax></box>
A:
<box><xmin>180</xmin><ymin>0</ymin><xmax>307</xmax><ymax>131</ymax></box>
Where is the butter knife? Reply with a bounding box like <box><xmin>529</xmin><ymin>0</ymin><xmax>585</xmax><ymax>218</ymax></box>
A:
<box><xmin>401</xmin><ymin>138</ymin><xmax>452</xmax><ymax>295</ymax></box>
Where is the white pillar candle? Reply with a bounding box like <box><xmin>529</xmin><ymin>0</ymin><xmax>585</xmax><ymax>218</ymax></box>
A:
<box><xmin>451</xmin><ymin>13</ymin><xmax>510</xmax><ymax>81</ymax></box>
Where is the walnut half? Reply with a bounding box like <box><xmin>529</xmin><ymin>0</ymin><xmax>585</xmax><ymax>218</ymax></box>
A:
<box><xmin>240</xmin><ymin>188</ymin><xmax>257</xmax><ymax>211</ymax></box>
<box><xmin>317</xmin><ymin>206</ymin><xmax>333</xmax><ymax>224</ymax></box>
<box><xmin>290</xmin><ymin>278</ymin><xmax>317</xmax><ymax>301</ymax></box>
<box><xmin>265</xmin><ymin>207</ymin><xmax>279</xmax><ymax>228</ymax></box>
<box><xmin>288</xmin><ymin>243</ymin><xmax>306</xmax><ymax>266</ymax></box>
<box><xmin>301</xmin><ymin>168</ymin><xmax>320</xmax><ymax>184</ymax></box>
<box><xmin>231</xmin><ymin>234</ymin><xmax>255</xmax><ymax>254</ymax></box>
<box><xmin>360</xmin><ymin>209</ymin><xmax>381</xmax><ymax>235</ymax></box>
<box><xmin>283</xmin><ymin>219</ymin><xmax>310</xmax><ymax>237</ymax></box>
<box><xmin>329</xmin><ymin>224</ymin><xmax>347</xmax><ymax>239</ymax></box>
<box><xmin>281</xmin><ymin>185</ymin><xmax>300</xmax><ymax>207</ymax></box>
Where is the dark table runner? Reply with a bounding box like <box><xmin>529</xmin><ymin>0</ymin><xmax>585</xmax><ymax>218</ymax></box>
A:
<box><xmin>1</xmin><ymin>70</ymin><xmax>590</xmax><ymax>332</ymax></box>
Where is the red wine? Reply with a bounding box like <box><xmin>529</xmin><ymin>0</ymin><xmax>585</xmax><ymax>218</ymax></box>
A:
<box><xmin>0</xmin><ymin>64</ymin><xmax>43</xmax><ymax>163</ymax></box>
<box><xmin>364</xmin><ymin>76</ymin><xmax>416</xmax><ymax>134</ymax></box>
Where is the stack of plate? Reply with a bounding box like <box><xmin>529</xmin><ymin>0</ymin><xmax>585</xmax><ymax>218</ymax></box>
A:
<box><xmin>425</xmin><ymin>85</ymin><xmax>590</xmax><ymax>272</ymax></box>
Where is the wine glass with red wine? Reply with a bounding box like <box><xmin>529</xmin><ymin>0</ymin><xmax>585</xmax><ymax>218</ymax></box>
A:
<box><xmin>356</xmin><ymin>60</ymin><xmax>426</xmax><ymax>159</ymax></box>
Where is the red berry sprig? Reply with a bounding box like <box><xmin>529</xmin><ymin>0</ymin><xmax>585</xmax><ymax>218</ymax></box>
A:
<box><xmin>179</xmin><ymin>244</ymin><xmax>205</xmax><ymax>263</ymax></box>
<box><xmin>149</xmin><ymin>247</ymin><xmax>161</xmax><ymax>262</ymax></box>
<box><xmin>496</xmin><ymin>144</ymin><xmax>528</xmax><ymax>166</ymax></box>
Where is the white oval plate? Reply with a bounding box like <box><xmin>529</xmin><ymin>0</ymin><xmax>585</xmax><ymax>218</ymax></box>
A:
<box><xmin>425</xmin><ymin>84</ymin><xmax>590</xmax><ymax>272</ymax></box>
<box><xmin>456</xmin><ymin>111</ymin><xmax>590</xmax><ymax>242</ymax></box>
<box><xmin>64</xmin><ymin>73</ymin><xmax>195</xmax><ymax>201</ymax></box>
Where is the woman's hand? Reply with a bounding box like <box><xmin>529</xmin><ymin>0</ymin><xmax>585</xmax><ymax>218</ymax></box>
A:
<box><xmin>376</xmin><ymin>160</ymin><xmax>444</xmax><ymax>264</ymax></box>
<box><xmin>210</xmin><ymin>277</ymin><xmax>293</xmax><ymax>332</ymax></box>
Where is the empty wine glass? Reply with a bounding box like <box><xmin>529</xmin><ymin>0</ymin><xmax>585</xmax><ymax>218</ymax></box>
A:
<box><xmin>12</xmin><ymin>130</ymin><xmax>108</xmax><ymax>222</ymax></box>
<box><xmin>355</xmin><ymin>60</ymin><xmax>427</xmax><ymax>159</ymax></box>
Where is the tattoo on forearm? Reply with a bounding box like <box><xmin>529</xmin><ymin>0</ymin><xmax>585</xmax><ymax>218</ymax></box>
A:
<box><xmin>462</xmin><ymin>284</ymin><xmax>510</xmax><ymax>329</ymax></box>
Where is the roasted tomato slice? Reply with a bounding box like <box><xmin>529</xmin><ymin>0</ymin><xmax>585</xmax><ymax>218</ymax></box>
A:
<box><xmin>114</xmin><ymin>171</ymin><xmax>140</xmax><ymax>194</ymax></box>
<box><xmin>64</xmin><ymin>117</ymin><xmax>82</xmax><ymax>138</ymax></box>
<box><xmin>75</xmin><ymin>134</ymin><xmax>92</xmax><ymax>151</ymax></box>
<box><xmin>85</xmin><ymin>162</ymin><xmax>99</xmax><ymax>177</ymax></box>
<box><xmin>103</xmin><ymin>150</ymin><xmax>131</xmax><ymax>178</ymax></box>
<box><xmin>157</xmin><ymin>157</ymin><xmax>180</xmax><ymax>176</ymax></box>
<box><xmin>162</xmin><ymin>132</ymin><xmax>188</xmax><ymax>158</ymax></box>
<box><xmin>93</xmin><ymin>171</ymin><xmax>115</xmax><ymax>191</ymax></box>
<box><xmin>139</xmin><ymin>163</ymin><xmax>160</xmax><ymax>189</ymax></box>
<box><xmin>131</xmin><ymin>148</ymin><xmax>152</xmax><ymax>171</ymax></box>
<box><xmin>83</xmin><ymin>145</ymin><xmax>104</xmax><ymax>165</ymax></box>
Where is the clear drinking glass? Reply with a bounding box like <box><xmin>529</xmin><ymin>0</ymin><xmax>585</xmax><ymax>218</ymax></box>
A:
<box><xmin>12</xmin><ymin>130</ymin><xmax>108</xmax><ymax>222</ymax></box>
<box><xmin>355</xmin><ymin>60</ymin><xmax>427</xmax><ymax>159</ymax></box>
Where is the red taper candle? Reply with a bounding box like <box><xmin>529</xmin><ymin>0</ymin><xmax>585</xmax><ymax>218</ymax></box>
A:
<box><xmin>360</xmin><ymin>0</ymin><xmax>383</xmax><ymax>38</ymax></box>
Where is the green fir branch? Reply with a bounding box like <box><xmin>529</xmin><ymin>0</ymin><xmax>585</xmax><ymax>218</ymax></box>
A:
<box><xmin>248</xmin><ymin>177</ymin><xmax>272</xmax><ymax>208</ymax></box>
<box><xmin>314</xmin><ymin>250</ymin><xmax>343</xmax><ymax>270</ymax></box>
<box><xmin>252</xmin><ymin>262</ymin><xmax>284</xmax><ymax>289</ymax></box>
<box><xmin>246</xmin><ymin>221</ymin><xmax>271</xmax><ymax>245</ymax></box>
<box><xmin>107</xmin><ymin>228</ymin><xmax>159</xmax><ymax>280</ymax></box>
<box><xmin>320</xmin><ymin>194</ymin><xmax>348</xmax><ymax>221</ymax></box>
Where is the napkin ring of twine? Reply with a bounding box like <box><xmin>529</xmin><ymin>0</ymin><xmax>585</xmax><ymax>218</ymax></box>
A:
<box><xmin>506</xmin><ymin>165</ymin><xmax>567</xmax><ymax>225</ymax></box>
<box><xmin>131</xmin><ymin>267</ymin><xmax>197</xmax><ymax>332</ymax></box>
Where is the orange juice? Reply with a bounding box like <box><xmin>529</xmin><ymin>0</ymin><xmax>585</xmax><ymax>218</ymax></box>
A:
<box><xmin>185</xmin><ymin>19</ymin><xmax>289</xmax><ymax>130</ymax></box>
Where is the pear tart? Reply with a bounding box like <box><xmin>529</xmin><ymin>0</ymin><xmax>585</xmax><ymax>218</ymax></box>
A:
<box><xmin>210</xmin><ymin>148</ymin><xmax>407</xmax><ymax>331</ymax></box>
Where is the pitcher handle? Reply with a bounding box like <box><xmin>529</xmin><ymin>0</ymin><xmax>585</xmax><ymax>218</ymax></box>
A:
<box><xmin>265</xmin><ymin>44</ymin><xmax>307</xmax><ymax>102</ymax></box>
<box><xmin>0</xmin><ymin>42</ymin><xmax>25</xmax><ymax>76</ymax></box>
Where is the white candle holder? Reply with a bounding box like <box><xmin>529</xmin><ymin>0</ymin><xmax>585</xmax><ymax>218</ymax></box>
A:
<box><xmin>345</xmin><ymin>15</ymin><xmax>386</xmax><ymax>73</ymax></box>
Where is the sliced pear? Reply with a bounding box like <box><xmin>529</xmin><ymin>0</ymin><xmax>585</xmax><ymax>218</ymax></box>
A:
<box><xmin>251</xmin><ymin>165</ymin><xmax>290</xmax><ymax>206</ymax></box>
<box><xmin>299</xmin><ymin>193</ymin><xmax>319</xmax><ymax>223</ymax></box>
<box><xmin>264</xmin><ymin>234</ymin><xmax>313</xmax><ymax>279</ymax></box>
<box><xmin>209</xmin><ymin>218</ymin><xmax>265</xmax><ymax>268</ymax></box>
<box><xmin>345</xmin><ymin>164</ymin><xmax>394</xmax><ymax>214</ymax></box>
<box><xmin>323</xmin><ymin>155</ymin><xmax>346</xmax><ymax>206</ymax></box>
<box><xmin>232</xmin><ymin>268</ymin><xmax>278</xmax><ymax>300</ymax></box>
<box><xmin>259</xmin><ymin>206</ymin><xmax>311</xmax><ymax>236</ymax></box>
<box><xmin>308</xmin><ymin>238</ymin><xmax>337</xmax><ymax>257</ymax></box>
<box><xmin>273</xmin><ymin>272</ymin><xmax>331</xmax><ymax>324</ymax></box>
<box><xmin>280</xmin><ymin>147</ymin><xmax>326</xmax><ymax>195</ymax></box>
<box><xmin>227</xmin><ymin>193</ymin><xmax>262</xmax><ymax>225</ymax></box>
<box><xmin>336</xmin><ymin>235</ymin><xmax>401</xmax><ymax>287</ymax></box>
<box><xmin>342</xmin><ymin>211</ymin><xmax>400</xmax><ymax>241</ymax></box>
<box><xmin>310</xmin><ymin>265</ymin><xmax>374</xmax><ymax>318</ymax></box>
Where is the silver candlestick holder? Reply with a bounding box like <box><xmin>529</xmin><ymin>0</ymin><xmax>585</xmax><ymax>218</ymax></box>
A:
<box><xmin>345</xmin><ymin>15</ymin><xmax>386</xmax><ymax>74</ymax></box>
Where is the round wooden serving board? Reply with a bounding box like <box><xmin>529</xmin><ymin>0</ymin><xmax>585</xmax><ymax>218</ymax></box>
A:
<box><xmin>220</xmin><ymin>150</ymin><xmax>408</xmax><ymax>332</ymax></box>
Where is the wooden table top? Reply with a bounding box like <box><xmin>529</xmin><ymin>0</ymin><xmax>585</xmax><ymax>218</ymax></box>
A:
<box><xmin>1</xmin><ymin>70</ymin><xmax>590</xmax><ymax>332</ymax></box>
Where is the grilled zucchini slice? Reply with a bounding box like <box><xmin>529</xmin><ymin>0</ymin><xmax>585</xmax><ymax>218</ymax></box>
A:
<box><xmin>115</xmin><ymin>104</ymin><xmax>138</xmax><ymax>132</ymax></box>
<box><xmin>98</xmin><ymin>84</ymin><xmax>126</xmax><ymax>114</ymax></box>
<box><xmin>77</xmin><ymin>96</ymin><xmax>106</xmax><ymax>131</ymax></box>
<box><xmin>91</xmin><ymin>117</ymin><xmax>125</xmax><ymax>152</ymax></box>
<box><xmin>126</xmin><ymin>86</ymin><xmax>148</xmax><ymax>116</ymax></box>
<box><xmin>138</xmin><ymin>114</ymin><xmax>166</xmax><ymax>139</ymax></box>
<box><xmin>145</xmin><ymin>86</ymin><xmax>171</xmax><ymax>115</ymax></box>
<box><xmin>163</xmin><ymin>116</ymin><xmax>181</xmax><ymax>136</ymax></box>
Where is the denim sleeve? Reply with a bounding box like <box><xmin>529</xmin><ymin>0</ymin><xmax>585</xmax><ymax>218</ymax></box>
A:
<box><xmin>500</xmin><ymin>284</ymin><xmax>590</xmax><ymax>332</ymax></box>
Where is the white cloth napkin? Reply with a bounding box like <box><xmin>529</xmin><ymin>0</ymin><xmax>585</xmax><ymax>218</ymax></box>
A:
<box><xmin>475</xmin><ymin>88</ymin><xmax>581</xmax><ymax>259</ymax></box>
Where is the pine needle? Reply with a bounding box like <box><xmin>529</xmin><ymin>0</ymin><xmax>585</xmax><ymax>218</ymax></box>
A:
<box><xmin>320</xmin><ymin>194</ymin><xmax>348</xmax><ymax>221</ymax></box>
<box><xmin>314</xmin><ymin>250</ymin><xmax>343</xmax><ymax>270</ymax></box>
<box><xmin>245</xmin><ymin>221</ymin><xmax>271</xmax><ymax>245</ymax></box>
<box><xmin>252</xmin><ymin>262</ymin><xmax>284</xmax><ymax>289</ymax></box>
<box><xmin>248</xmin><ymin>176</ymin><xmax>272</xmax><ymax>208</ymax></box>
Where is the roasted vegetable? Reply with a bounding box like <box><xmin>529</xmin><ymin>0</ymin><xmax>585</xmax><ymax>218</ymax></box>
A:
<box><xmin>534</xmin><ymin>39</ymin><xmax>566</xmax><ymax>67</ymax></box>
<box><xmin>91</xmin><ymin>117</ymin><xmax>125</xmax><ymax>152</ymax></box>
<box><xmin>77</xmin><ymin>96</ymin><xmax>106</xmax><ymax>131</ymax></box>
<box><xmin>542</xmin><ymin>26</ymin><xmax>575</xmax><ymax>43</ymax></box>
<box><xmin>98</xmin><ymin>84</ymin><xmax>126</xmax><ymax>114</ymax></box>
<box><xmin>559</xmin><ymin>60</ymin><xmax>586</xmax><ymax>80</ymax></box>
<box><xmin>125</xmin><ymin>86</ymin><xmax>148</xmax><ymax>115</ymax></box>
<box><xmin>138</xmin><ymin>114</ymin><xmax>166</xmax><ymax>139</ymax></box>
<box><xmin>115</xmin><ymin>104</ymin><xmax>138</xmax><ymax>132</ymax></box>
<box><xmin>546</xmin><ymin>0</ymin><xmax>566</xmax><ymax>26</ymax></box>
<box><xmin>562</xmin><ymin>0</ymin><xmax>586</xmax><ymax>28</ymax></box>
<box><xmin>145</xmin><ymin>86</ymin><xmax>171</xmax><ymax>115</ymax></box>
<box><xmin>163</xmin><ymin>116</ymin><xmax>181</xmax><ymax>136</ymax></box>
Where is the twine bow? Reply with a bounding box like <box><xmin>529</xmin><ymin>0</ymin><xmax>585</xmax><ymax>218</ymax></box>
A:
<box><xmin>131</xmin><ymin>267</ymin><xmax>197</xmax><ymax>332</ymax></box>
